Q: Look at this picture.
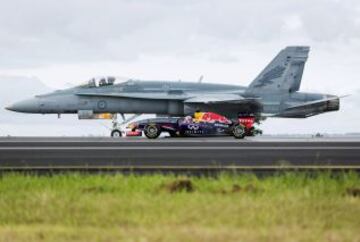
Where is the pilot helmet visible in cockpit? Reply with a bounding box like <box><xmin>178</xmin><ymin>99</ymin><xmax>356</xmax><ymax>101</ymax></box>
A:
<box><xmin>99</xmin><ymin>78</ymin><xmax>107</xmax><ymax>86</ymax></box>
<box><xmin>88</xmin><ymin>78</ymin><xmax>96</xmax><ymax>88</ymax></box>
<box><xmin>107</xmin><ymin>77</ymin><xmax>116</xmax><ymax>85</ymax></box>
<box><xmin>87</xmin><ymin>76</ymin><xmax>117</xmax><ymax>88</ymax></box>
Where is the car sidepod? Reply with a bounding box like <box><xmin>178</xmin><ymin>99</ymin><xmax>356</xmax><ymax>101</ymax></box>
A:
<box><xmin>179</xmin><ymin>122</ymin><xmax>231</xmax><ymax>136</ymax></box>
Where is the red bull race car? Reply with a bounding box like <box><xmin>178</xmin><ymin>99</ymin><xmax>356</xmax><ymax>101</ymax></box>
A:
<box><xmin>126</xmin><ymin>112</ymin><xmax>262</xmax><ymax>139</ymax></box>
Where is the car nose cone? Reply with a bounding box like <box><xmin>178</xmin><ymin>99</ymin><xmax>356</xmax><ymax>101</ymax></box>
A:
<box><xmin>5</xmin><ymin>98</ymin><xmax>40</xmax><ymax>113</ymax></box>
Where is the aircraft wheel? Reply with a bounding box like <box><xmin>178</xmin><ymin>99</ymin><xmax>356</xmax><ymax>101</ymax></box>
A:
<box><xmin>233</xmin><ymin>125</ymin><xmax>245</xmax><ymax>139</ymax></box>
<box><xmin>144</xmin><ymin>124</ymin><xmax>161</xmax><ymax>139</ymax></box>
<box><xmin>111</xmin><ymin>129</ymin><xmax>122</xmax><ymax>138</ymax></box>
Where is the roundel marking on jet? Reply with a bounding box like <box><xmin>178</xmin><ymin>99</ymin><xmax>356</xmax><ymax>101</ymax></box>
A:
<box><xmin>97</xmin><ymin>100</ymin><xmax>107</xmax><ymax>110</ymax></box>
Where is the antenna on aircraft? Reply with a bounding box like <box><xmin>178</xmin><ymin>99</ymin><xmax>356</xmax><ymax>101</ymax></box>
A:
<box><xmin>198</xmin><ymin>75</ymin><xmax>204</xmax><ymax>83</ymax></box>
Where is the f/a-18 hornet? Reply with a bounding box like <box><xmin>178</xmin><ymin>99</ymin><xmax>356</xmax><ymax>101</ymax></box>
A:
<box><xmin>6</xmin><ymin>46</ymin><xmax>340</xmax><ymax>137</ymax></box>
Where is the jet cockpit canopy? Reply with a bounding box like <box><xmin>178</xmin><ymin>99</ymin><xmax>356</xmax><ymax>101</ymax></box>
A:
<box><xmin>88</xmin><ymin>76</ymin><xmax>117</xmax><ymax>87</ymax></box>
<box><xmin>77</xmin><ymin>76</ymin><xmax>138</xmax><ymax>89</ymax></box>
<box><xmin>79</xmin><ymin>76</ymin><xmax>122</xmax><ymax>88</ymax></box>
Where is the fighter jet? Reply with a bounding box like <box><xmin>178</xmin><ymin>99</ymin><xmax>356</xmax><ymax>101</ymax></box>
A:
<box><xmin>6</xmin><ymin>46</ymin><xmax>340</xmax><ymax>136</ymax></box>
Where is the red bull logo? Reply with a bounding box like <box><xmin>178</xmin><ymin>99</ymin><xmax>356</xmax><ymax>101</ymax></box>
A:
<box><xmin>194</xmin><ymin>112</ymin><xmax>231</xmax><ymax>124</ymax></box>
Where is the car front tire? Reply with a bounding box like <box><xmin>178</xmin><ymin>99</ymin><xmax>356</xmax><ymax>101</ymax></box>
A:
<box><xmin>144</xmin><ymin>124</ymin><xmax>161</xmax><ymax>139</ymax></box>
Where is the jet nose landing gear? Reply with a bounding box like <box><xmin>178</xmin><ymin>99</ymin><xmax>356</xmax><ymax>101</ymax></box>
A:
<box><xmin>111</xmin><ymin>129</ymin><xmax>122</xmax><ymax>138</ymax></box>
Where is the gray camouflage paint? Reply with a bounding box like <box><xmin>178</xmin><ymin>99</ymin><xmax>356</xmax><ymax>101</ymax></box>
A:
<box><xmin>6</xmin><ymin>46</ymin><xmax>340</xmax><ymax>119</ymax></box>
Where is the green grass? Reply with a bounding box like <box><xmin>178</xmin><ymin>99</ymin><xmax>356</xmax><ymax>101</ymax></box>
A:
<box><xmin>0</xmin><ymin>173</ymin><xmax>359</xmax><ymax>242</ymax></box>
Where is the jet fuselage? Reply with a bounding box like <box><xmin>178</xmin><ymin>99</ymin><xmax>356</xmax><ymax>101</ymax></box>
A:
<box><xmin>6</xmin><ymin>46</ymin><xmax>341</xmax><ymax>120</ymax></box>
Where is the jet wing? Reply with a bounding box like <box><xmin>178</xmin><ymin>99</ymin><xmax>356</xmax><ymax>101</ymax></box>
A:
<box><xmin>184</xmin><ymin>94</ymin><xmax>256</xmax><ymax>104</ymax></box>
<box><xmin>76</xmin><ymin>92</ymin><xmax>261</xmax><ymax>109</ymax></box>
<box><xmin>76</xmin><ymin>92</ymin><xmax>253</xmax><ymax>103</ymax></box>
<box><xmin>76</xmin><ymin>92</ymin><xmax>189</xmax><ymax>100</ymax></box>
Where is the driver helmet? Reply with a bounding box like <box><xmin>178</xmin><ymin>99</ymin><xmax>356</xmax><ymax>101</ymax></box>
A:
<box><xmin>194</xmin><ymin>110</ymin><xmax>203</xmax><ymax>120</ymax></box>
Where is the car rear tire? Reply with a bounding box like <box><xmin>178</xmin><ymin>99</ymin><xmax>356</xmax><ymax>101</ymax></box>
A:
<box><xmin>111</xmin><ymin>129</ymin><xmax>122</xmax><ymax>138</ymax></box>
<box><xmin>233</xmin><ymin>125</ymin><xmax>245</xmax><ymax>139</ymax></box>
<box><xmin>144</xmin><ymin>124</ymin><xmax>161</xmax><ymax>139</ymax></box>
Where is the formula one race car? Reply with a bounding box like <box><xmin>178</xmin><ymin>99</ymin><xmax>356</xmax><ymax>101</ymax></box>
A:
<box><xmin>126</xmin><ymin>112</ymin><xmax>262</xmax><ymax>139</ymax></box>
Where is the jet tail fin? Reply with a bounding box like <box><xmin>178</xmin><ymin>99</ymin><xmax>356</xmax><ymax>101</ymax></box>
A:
<box><xmin>246</xmin><ymin>46</ymin><xmax>310</xmax><ymax>94</ymax></box>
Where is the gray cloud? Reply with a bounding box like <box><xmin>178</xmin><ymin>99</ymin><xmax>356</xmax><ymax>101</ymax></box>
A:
<box><xmin>0</xmin><ymin>0</ymin><xmax>359</xmax><ymax>67</ymax></box>
<box><xmin>1</xmin><ymin>0</ymin><xmax>359</xmax><ymax>135</ymax></box>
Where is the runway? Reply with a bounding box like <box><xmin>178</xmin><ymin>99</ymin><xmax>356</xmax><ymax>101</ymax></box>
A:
<box><xmin>0</xmin><ymin>136</ymin><xmax>359</xmax><ymax>174</ymax></box>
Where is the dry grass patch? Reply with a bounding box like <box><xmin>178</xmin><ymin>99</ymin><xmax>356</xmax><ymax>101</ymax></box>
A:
<box><xmin>160</xmin><ymin>178</ymin><xmax>195</xmax><ymax>193</ymax></box>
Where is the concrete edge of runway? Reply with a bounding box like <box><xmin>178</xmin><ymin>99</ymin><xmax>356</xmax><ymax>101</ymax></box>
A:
<box><xmin>1</xmin><ymin>166</ymin><xmax>359</xmax><ymax>175</ymax></box>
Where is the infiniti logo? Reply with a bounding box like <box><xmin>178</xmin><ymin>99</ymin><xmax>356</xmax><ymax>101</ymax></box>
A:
<box><xmin>187</xmin><ymin>124</ymin><xmax>199</xmax><ymax>130</ymax></box>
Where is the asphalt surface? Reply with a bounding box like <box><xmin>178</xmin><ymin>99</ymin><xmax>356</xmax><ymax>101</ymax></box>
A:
<box><xmin>0</xmin><ymin>136</ymin><xmax>359</xmax><ymax>173</ymax></box>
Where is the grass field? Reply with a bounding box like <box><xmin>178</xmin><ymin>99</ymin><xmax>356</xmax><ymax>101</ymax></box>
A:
<box><xmin>0</xmin><ymin>173</ymin><xmax>359</xmax><ymax>242</ymax></box>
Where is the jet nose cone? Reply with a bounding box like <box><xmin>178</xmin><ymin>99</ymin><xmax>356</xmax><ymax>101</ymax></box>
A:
<box><xmin>5</xmin><ymin>98</ymin><xmax>40</xmax><ymax>113</ymax></box>
<box><xmin>5</xmin><ymin>105</ymin><xmax>14</xmax><ymax>111</ymax></box>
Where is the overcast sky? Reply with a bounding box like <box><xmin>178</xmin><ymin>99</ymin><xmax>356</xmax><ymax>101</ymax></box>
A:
<box><xmin>0</xmin><ymin>0</ymin><xmax>359</xmax><ymax>135</ymax></box>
